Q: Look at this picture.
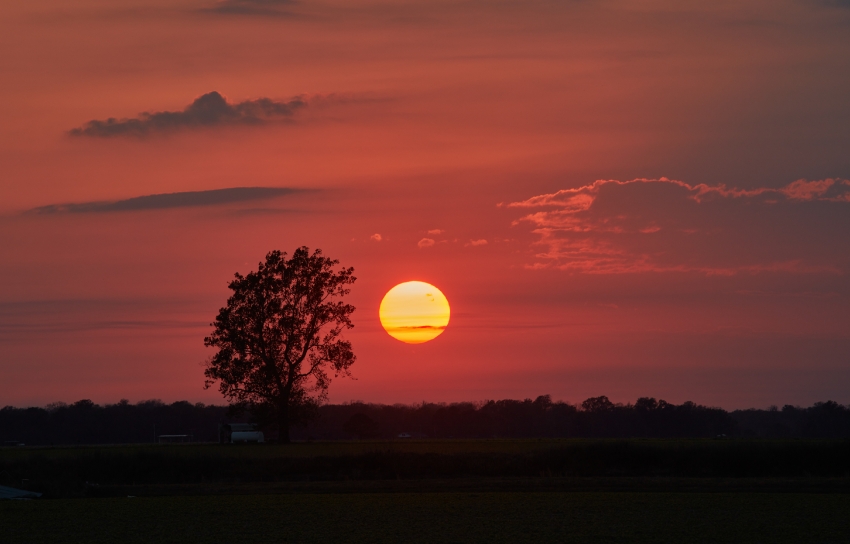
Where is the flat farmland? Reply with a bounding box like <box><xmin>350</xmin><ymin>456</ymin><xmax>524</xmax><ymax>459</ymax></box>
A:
<box><xmin>2</xmin><ymin>441</ymin><xmax>849</xmax><ymax>542</ymax></box>
<box><xmin>0</xmin><ymin>438</ymin><xmax>578</xmax><ymax>460</ymax></box>
<box><xmin>2</xmin><ymin>491</ymin><xmax>850</xmax><ymax>544</ymax></box>
<box><xmin>2</xmin><ymin>439</ymin><xmax>850</xmax><ymax>498</ymax></box>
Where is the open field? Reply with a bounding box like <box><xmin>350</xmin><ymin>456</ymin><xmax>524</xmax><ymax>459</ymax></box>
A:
<box><xmin>2</xmin><ymin>440</ymin><xmax>849</xmax><ymax>542</ymax></box>
<box><xmin>2</xmin><ymin>492</ymin><xmax>850</xmax><ymax>544</ymax></box>
<box><xmin>1</xmin><ymin>438</ymin><xmax>579</xmax><ymax>460</ymax></box>
<box><xmin>2</xmin><ymin>439</ymin><xmax>849</xmax><ymax>498</ymax></box>
<box><xmin>0</xmin><ymin>439</ymin><xmax>850</xmax><ymax>498</ymax></box>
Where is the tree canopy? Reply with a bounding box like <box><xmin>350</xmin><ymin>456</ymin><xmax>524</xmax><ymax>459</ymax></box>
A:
<box><xmin>203</xmin><ymin>247</ymin><xmax>356</xmax><ymax>442</ymax></box>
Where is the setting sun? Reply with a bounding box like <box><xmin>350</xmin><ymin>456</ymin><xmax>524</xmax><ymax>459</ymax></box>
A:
<box><xmin>379</xmin><ymin>281</ymin><xmax>451</xmax><ymax>344</ymax></box>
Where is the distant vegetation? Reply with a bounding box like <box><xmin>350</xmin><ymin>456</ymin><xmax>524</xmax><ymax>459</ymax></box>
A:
<box><xmin>2</xmin><ymin>396</ymin><xmax>849</xmax><ymax>446</ymax></box>
<box><xmin>0</xmin><ymin>399</ymin><xmax>237</xmax><ymax>445</ymax></box>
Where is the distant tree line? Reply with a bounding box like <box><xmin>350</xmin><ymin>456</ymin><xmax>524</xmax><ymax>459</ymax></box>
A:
<box><xmin>319</xmin><ymin>396</ymin><xmax>850</xmax><ymax>441</ymax></box>
<box><xmin>1</xmin><ymin>396</ymin><xmax>849</xmax><ymax>446</ymax></box>
<box><xmin>0</xmin><ymin>400</ymin><xmax>244</xmax><ymax>446</ymax></box>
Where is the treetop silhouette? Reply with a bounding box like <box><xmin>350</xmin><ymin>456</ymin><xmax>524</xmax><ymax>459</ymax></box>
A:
<box><xmin>203</xmin><ymin>247</ymin><xmax>356</xmax><ymax>442</ymax></box>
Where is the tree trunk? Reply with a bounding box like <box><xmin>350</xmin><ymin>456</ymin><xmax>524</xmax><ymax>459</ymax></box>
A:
<box><xmin>278</xmin><ymin>402</ymin><xmax>291</xmax><ymax>444</ymax></box>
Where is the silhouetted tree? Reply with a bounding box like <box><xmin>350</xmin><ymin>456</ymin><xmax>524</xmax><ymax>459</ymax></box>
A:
<box><xmin>635</xmin><ymin>397</ymin><xmax>659</xmax><ymax>411</ymax></box>
<box><xmin>204</xmin><ymin>247</ymin><xmax>356</xmax><ymax>443</ymax></box>
<box><xmin>581</xmin><ymin>396</ymin><xmax>614</xmax><ymax>412</ymax></box>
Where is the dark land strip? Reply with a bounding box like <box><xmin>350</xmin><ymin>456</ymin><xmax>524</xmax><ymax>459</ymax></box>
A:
<box><xmin>2</xmin><ymin>492</ymin><xmax>850</xmax><ymax>544</ymax></box>
<box><xmin>2</xmin><ymin>439</ymin><xmax>849</xmax><ymax>498</ymax></box>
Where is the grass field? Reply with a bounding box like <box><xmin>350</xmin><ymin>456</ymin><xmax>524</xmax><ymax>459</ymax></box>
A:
<box><xmin>2</xmin><ymin>441</ymin><xmax>849</xmax><ymax>542</ymax></box>
<box><xmin>3</xmin><ymin>438</ymin><xmax>849</xmax><ymax>465</ymax></box>
<box><xmin>3</xmin><ymin>439</ymin><xmax>849</xmax><ymax>498</ymax></box>
<box><xmin>2</xmin><ymin>491</ymin><xmax>849</xmax><ymax>543</ymax></box>
<box><xmin>0</xmin><ymin>438</ymin><xmax>643</xmax><ymax>459</ymax></box>
<box><xmin>1</xmin><ymin>439</ymin><xmax>556</xmax><ymax>460</ymax></box>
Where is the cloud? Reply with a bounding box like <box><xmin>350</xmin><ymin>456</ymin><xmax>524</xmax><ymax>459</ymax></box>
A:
<box><xmin>28</xmin><ymin>187</ymin><xmax>298</xmax><ymax>214</ymax></box>
<box><xmin>510</xmin><ymin>178</ymin><xmax>850</xmax><ymax>275</ymax></box>
<box><xmin>0</xmin><ymin>298</ymin><xmax>206</xmax><ymax>338</ymax></box>
<box><xmin>780</xmin><ymin>179</ymin><xmax>837</xmax><ymax>200</ymax></box>
<box><xmin>69</xmin><ymin>91</ymin><xmax>306</xmax><ymax>137</ymax></box>
<box><xmin>509</xmin><ymin>178</ymin><xmax>850</xmax><ymax>213</ymax></box>
<box><xmin>370</xmin><ymin>233</ymin><xmax>382</xmax><ymax>241</ymax></box>
<box><xmin>202</xmin><ymin>0</ymin><xmax>298</xmax><ymax>16</ymax></box>
<box><xmin>427</xmin><ymin>229</ymin><xmax>444</xmax><ymax>235</ymax></box>
<box><xmin>418</xmin><ymin>238</ymin><xmax>435</xmax><ymax>248</ymax></box>
<box><xmin>819</xmin><ymin>0</ymin><xmax>850</xmax><ymax>8</ymax></box>
<box><xmin>466</xmin><ymin>239</ymin><xmax>488</xmax><ymax>246</ymax></box>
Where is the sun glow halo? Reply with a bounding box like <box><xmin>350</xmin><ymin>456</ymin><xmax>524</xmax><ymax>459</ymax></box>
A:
<box><xmin>379</xmin><ymin>281</ymin><xmax>450</xmax><ymax>344</ymax></box>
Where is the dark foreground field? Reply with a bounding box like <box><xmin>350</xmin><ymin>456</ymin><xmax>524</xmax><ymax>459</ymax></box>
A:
<box><xmin>2</xmin><ymin>440</ymin><xmax>849</xmax><ymax>543</ymax></box>
<box><xmin>2</xmin><ymin>439</ymin><xmax>850</xmax><ymax>497</ymax></box>
<box><xmin>2</xmin><ymin>492</ymin><xmax>850</xmax><ymax>544</ymax></box>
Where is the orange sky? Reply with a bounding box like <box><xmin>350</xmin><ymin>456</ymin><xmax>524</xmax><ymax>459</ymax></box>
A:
<box><xmin>1</xmin><ymin>0</ymin><xmax>849</xmax><ymax>408</ymax></box>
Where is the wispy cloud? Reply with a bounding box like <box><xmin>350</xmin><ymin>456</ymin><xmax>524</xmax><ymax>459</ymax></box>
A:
<box><xmin>28</xmin><ymin>187</ymin><xmax>298</xmax><ymax>214</ymax></box>
<box><xmin>466</xmin><ymin>239</ymin><xmax>488</xmax><ymax>247</ymax></box>
<box><xmin>201</xmin><ymin>0</ymin><xmax>299</xmax><ymax>16</ymax></box>
<box><xmin>820</xmin><ymin>0</ymin><xmax>850</xmax><ymax>9</ymax></box>
<box><xmin>418</xmin><ymin>238</ymin><xmax>435</xmax><ymax>248</ymax></box>
<box><xmin>0</xmin><ymin>298</ymin><xmax>207</xmax><ymax>337</ymax></box>
<box><xmin>510</xmin><ymin>178</ymin><xmax>850</xmax><ymax>275</ymax></box>
<box><xmin>69</xmin><ymin>91</ymin><xmax>305</xmax><ymax>138</ymax></box>
<box><xmin>509</xmin><ymin>178</ymin><xmax>850</xmax><ymax>212</ymax></box>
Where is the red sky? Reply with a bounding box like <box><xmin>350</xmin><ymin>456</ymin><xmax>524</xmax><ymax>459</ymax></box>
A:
<box><xmin>1</xmin><ymin>0</ymin><xmax>849</xmax><ymax>408</ymax></box>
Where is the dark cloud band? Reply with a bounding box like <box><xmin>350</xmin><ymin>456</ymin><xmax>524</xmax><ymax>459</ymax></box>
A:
<box><xmin>69</xmin><ymin>92</ymin><xmax>305</xmax><ymax>138</ymax></box>
<box><xmin>203</xmin><ymin>0</ymin><xmax>298</xmax><ymax>16</ymax></box>
<box><xmin>29</xmin><ymin>187</ymin><xmax>298</xmax><ymax>214</ymax></box>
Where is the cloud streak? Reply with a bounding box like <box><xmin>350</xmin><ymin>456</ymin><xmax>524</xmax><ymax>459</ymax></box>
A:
<box><xmin>69</xmin><ymin>91</ymin><xmax>306</xmax><ymax>137</ymax></box>
<box><xmin>28</xmin><ymin>187</ymin><xmax>299</xmax><ymax>214</ymax></box>
<box><xmin>201</xmin><ymin>0</ymin><xmax>298</xmax><ymax>16</ymax></box>
<box><xmin>509</xmin><ymin>178</ymin><xmax>850</xmax><ymax>212</ymax></box>
<box><xmin>510</xmin><ymin>178</ymin><xmax>850</xmax><ymax>275</ymax></box>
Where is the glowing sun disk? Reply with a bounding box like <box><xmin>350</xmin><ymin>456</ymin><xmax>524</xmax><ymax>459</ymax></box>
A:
<box><xmin>379</xmin><ymin>281</ymin><xmax>450</xmax><ymax>344</ymax></box>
